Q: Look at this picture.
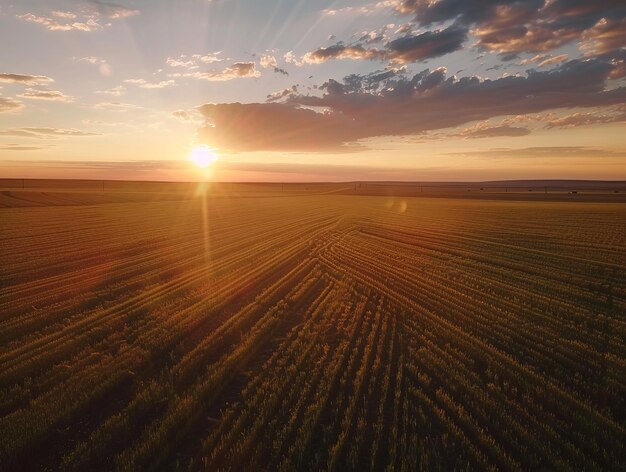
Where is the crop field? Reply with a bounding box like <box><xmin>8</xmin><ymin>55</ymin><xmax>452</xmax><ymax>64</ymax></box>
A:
<box><xmin>0</xmin><ymin>183</ymin><xmax>625</xmax><ymax>471</ymax></box>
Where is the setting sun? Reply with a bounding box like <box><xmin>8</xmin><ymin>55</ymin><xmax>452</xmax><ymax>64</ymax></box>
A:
<box><xmin>188</xmin><ymin>146</ymin><xmax>218</xmax><ymax>169</ymax></box>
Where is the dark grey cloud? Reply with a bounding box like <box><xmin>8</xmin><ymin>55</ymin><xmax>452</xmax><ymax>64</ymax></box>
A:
<box><xmin>385</xmin><ymin>24</ymin><xmax>468</xmax><ymax>62</ymax></box>
<box><xmin>397</xmin><ymin>0</ymin><xmax>626</xmax><ymax>54</ymax></box>
<box><xmin>304</xmin><ymin>24</ymin><xmax>467</xmax><ymax>64</ymax></box>
<box><xmin>197</xmin><ymin>57</ymin><xmax>626</xmax><ymax>152</ymax></box>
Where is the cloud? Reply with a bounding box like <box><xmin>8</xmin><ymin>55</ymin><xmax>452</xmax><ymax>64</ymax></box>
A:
<box><xmin>260</xmin><ymin>55</ymin><xmax>278</xmax><ymax>68</ymax></box>
<box><xmin>266</xmin><ymin>86</ymin><xmax>298</xmax><ymax>102</ymax></box>
<box><xmin>0</xmin><ymin>97</ymin><xmax>24</xmax><ymax>113</ymax></box>
<box><xmin>124</xmin><ymin>78</ymin><xmax>176</xmax><ymax>89</ymax></box>
<box><xmin>0</xmin><ymin>145</ymin><xmax>48</xmax><ymax>151</ymax></box>
<box><xmin>303</xmin><ymin>43</ymin><xmax>386</xmax><ymax>64</ymax></box>
<box><xmin>171</xmin><ymin>109</ymin><xmax>203</xmax><ymax>123</ymax></box>
<box><xmin>167</xmin><ymin>57</ymin><xmax>198</xmax><ymax>69</ymax></box>
<box><xmin>0</xmin><ymin>127</ymin><xmax>101</xmax><ymax>138</ymax></box>
<box><xmin>462</xmin><ymin>124</ymin><xmax>531</xmax><ymax>139</ymax></box>
<box><xmin>166</xmin><ymin>53</ymin><xmax>223</xmax><ymax>70</ymax></box>
<box><xmin>17</xmin><ymin>88</ymin><xmax>73</xmax><ymax>102</ymax></box>
<box><xmin>284</xmin><ymin>51</ymin><xmax>304</xmax><ymax>67</ymax></box>
<box><xmin>385</xmin><ymin>24</ymin><xmax>468</xmax><ymax>63</ymax></box>
<box><xmin>96</xmin><ymin>85</ymin><xmax>125</xmax><ymax>96</ymax></box>
<box><xmin>198</xmin><ymin>102</ymin><xmax>365</xmax><ymax>152</ymax></box>
<box><xmin>141</xmin><ymin>80</ymin><xmax>176</xmax><ymax>89</ymax></box>
<box><xmin>323</xmin><ymin>1</ymin><xmax>398</xmax><ymax>16</ymax></box>
<box><xmin>176</xmin><ymin>62</ymin><xmax>260</xmax><ymax>81</ymax></box>
<box><xmin>519</xmin><ymin>53</ymin><xmax>569</xmax><ymax>68</ymax></box>
<box><xmin>93</xmin><ymin>101</ymin><xmax>143</xmax><ymax>111</ymax></box>
<box><xmin>18</xmin><ymin>13</ymin><xmax>102</xmax><ymax>31</ymax></box>
<box><xmin>18</xmin><ymin>1</ymin><xmax>138</xmax><ymax>32</ymax></box>
<box><xmin>196</xmin><ymin>57</ymin><xmax>626</xmax><ymax>152</ymax></box>
<box><xmin>83</xmin><ymin>0</ymin><xmax>139</xmax><ymax>19</ymax></box>
<box><xmin>259</xmin><ymin>54</ymin><xmax>288</xmax><ymax>75</ymax></box>
<box><xmin>397</xmin><ymin>0</ymin><xmax>626</xmax><ymax>55</ymax></box>
<box><xmin>52</xmin><ymin>11</ymin><xmax>77</xmax><ymax>19</ymax></box>
<box><xmin>0</xmin><ymin>73</ymin><xmax>53</xmax><ymax>84</ymax></box>
<box><xmin>77</xmin><ymin>56</ymin><xmax>112</xmax><ymax>76</ymax></box>
<box><xmin>449</xmin><ymin>146</ymin><xmax>626</xmax><ymax>159</ymax></box>
<box><xmin>303</xmin><ymin>24</ymin><xmax>467</xmax><ymax>64</ymax></box>
<box><xmin>545</xmin><ymin>107</ymin><xmax>626</xmax><ymax>129</ymax></box>
<box><xmin>581</xmin><ymin>17</ymin><xmax>626</xmax><ymax>56</ymax></box>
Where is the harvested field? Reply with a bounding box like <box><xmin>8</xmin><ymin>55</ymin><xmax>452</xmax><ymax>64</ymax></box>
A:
<box><xmin>1</xmin><ymin>183</ymin><xmax>625</xmax><ymax>471</ymax></box>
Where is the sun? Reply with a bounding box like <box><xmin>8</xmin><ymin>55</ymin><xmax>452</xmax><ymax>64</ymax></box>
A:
<box><xmin>188</xmin><ymin>145</ymin><xmax>218</xmax><ymax>168</ymax></box>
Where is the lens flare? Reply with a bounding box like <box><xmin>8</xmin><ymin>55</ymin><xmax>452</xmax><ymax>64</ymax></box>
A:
<box><xmin>188</xmin><ymin>145</ymin><xmax>218</xmax><ymax>168</ymax></box>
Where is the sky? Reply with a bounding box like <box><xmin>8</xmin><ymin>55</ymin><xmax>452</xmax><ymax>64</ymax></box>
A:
<box><xmin>0</xmin><ymin>0</ymin><xmax>625</xmax><ymax>182</ymax></box>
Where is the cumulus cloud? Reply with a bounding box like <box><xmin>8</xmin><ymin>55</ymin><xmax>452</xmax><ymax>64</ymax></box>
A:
<box><xmin>0</xmin><ymin>73</ymin><xmax>53</xmax><ymax>84</ymax></box>
<box><xmin>284</xmin><ymin>51</ymin><xmax>304</xmax><ymax>67</ymax></box>
<box><xmin>196</xmin><ymin>57</ymin><xmax>626</xmax><ymax>152</ymax></box>
<box><xmin>0</xmin><ymin>97</ymin><xmax>24</xmax><ymax>113</ymax></box>
<box><xmin>17</xmin><ymin>88</ymin><xmax>74</xmax><ymax>102</ymax></box>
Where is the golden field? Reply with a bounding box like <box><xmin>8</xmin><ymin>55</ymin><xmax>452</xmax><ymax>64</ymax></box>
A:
<box><xmin>0</xmin><ymin>181</ymin><xmax>625</xmax><ymax>471</ymax></box>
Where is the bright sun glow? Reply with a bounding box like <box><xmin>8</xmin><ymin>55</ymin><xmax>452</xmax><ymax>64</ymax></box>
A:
<box><xmin>188</xmin><ymin>146</ymin><xmax>218</xmax><ymax>168</ymax></box>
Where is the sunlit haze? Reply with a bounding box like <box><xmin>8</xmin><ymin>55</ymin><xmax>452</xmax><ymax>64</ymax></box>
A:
<box><xmin>0</xmin><ymin>0</ymin><xmax>624</xmax><ymax>181</ymax></box>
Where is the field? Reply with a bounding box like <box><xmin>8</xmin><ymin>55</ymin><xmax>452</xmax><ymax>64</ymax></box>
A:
<box><xmin>1</xmin><ymin>181</ymin><xmax>625</xmax><ymax>471</ymax></box>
